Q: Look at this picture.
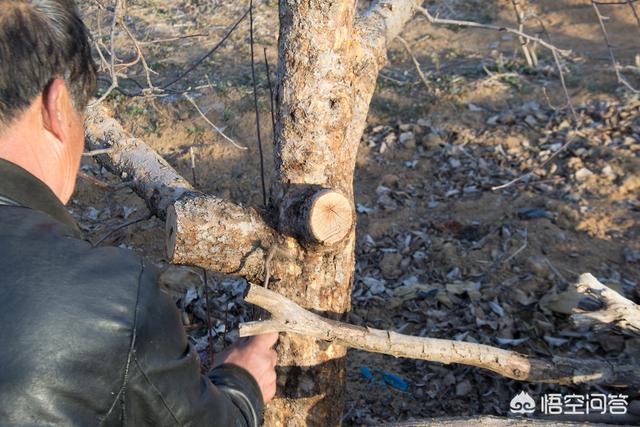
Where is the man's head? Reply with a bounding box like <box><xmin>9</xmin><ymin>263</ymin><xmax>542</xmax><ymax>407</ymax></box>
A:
<box><xmin>0</xmin><ymin>0</ymin><xmax>96</xmax><ymax>203</ymax></box>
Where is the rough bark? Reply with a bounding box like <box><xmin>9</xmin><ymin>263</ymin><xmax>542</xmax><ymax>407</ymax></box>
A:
<box><xmin>166</xmin><ymin>195</ymin><xmax>283</xmax><ymax>282</ymax></box>
<box><xmin>84</xmin><ymin>105</ymin><xmax>194</xmax><ymax>218</ymax></box>
<box><xmin>241</xmin><ymin>284</ymin><xmax>640</xmax><ymax>389</ymax></box>
<box><xmin>265</xmin><ymin>1</ymin><xmax>421</xmax><ymax>425</ymax></box>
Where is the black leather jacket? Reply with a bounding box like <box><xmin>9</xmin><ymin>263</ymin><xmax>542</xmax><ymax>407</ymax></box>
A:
<box><xmin>0</xmin><ymin>159</ymin><xmax>263</xmax><ymax>426</ymax></box>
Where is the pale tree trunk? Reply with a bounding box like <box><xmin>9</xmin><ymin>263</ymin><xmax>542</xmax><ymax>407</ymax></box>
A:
<box><xmin>263</xmin><ymin>1</ymin><xmax>421</xmax><ymax>425</ymax></box>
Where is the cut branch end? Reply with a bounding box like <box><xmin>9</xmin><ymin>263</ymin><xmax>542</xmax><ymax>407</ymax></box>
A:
<box><xmin>307</xmin><ymin>190</ymin><xmax>354</xmax><ymax>245</ymax></box>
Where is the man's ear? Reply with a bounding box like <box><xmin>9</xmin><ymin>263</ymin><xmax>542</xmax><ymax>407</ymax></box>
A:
<box><xmin>41</xmin><ymin>78</ymin><xmax>73</xmax><ymax>143</ymax></box>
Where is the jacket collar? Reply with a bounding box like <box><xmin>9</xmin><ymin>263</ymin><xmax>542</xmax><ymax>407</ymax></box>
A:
<box><xmin>0</xmin><ymin>158</ymin><xmax>80</xmax><ymax>236</ymax></box>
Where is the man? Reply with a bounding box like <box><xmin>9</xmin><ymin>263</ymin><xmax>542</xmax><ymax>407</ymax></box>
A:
<box><xmin>0</xmin><ymin>1</ymin><xmax>277</xmax><ymax>426</ymax></box>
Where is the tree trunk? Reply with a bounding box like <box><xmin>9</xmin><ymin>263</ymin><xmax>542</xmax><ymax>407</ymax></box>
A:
<box><xmin>263</xmin><ymin>1</ymin><xmax>420</xmax><ymax>425</ymax></box>
<box><xmin>89</xmin><ymin>2</ymin><xmax>421</xmax><ymax>425</ymax></box>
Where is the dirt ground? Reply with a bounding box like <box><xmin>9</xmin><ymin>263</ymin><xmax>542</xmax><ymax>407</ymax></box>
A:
<box><xmin>74</xmin><ymin>1</ymin><xmax>639</xmax><ymax>424</ymax></box>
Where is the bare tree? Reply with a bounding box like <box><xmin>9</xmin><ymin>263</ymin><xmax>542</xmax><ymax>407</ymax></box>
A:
<box><xmin>88</xmin><ymin>1</ymin><xmax>421</xmax><ymax>424</ymax></box>
<box><xmin>84</xmin><ymin>1</ymin><xmax>640</xmax><ymax>425</ymax></box>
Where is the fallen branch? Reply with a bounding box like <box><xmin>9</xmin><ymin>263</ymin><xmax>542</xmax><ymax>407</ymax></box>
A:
<box><xmin>240</xmin><ymin>283</ymin><xmax>640</xmax><ymax>389</ymax></box>
<box><xmin>571</xmin><ymin>273</ymin><xmax>640</xmax><ymax>336</ymax></box>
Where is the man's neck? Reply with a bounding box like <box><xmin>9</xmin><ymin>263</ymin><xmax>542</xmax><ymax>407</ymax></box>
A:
<box><xmin>0</xmin><ymin>108</ymin><xmax>68</xmax><ymax>204</ymax></box>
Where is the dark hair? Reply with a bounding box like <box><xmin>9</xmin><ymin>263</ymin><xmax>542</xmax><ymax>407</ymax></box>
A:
<box><xmin>0</xmin><ymin>0</ymin><xmax>96</xmax><ymax>127</ymax></box>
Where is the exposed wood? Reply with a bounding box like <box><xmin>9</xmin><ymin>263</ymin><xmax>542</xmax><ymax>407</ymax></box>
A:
<box><xmin>278</xmin><ymin>188</ymin><xmax>355</xmax><ymax>246</ymax></box>
<box><xmin>166</xmin><ymin>195</ymin><xmax>291</xmax><ymax>282</ymax></box>
<box><xmin>240</xmin><ymin>284</ymin><xmax>640</xmax><ymax>389</ymax></box>
<box><xmin>571</xmin><ymin>273</ymin><xmax>640</xmax><ymax>336</ymax></box>
<box><xmin>306</xmin><ymin>190</ymin><xmax>353</xmax><ymax>245</ymax></box>
<box><xmin>84</xmin><ymin>105</ymin><xmax>194</xmax><ymax>218</ymax></box>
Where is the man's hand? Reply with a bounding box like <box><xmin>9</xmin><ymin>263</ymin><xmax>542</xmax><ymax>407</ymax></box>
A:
<box><xmin>214</xmin><ymin>333</ymin><xmax>279</xmax><ymax>403</ymax></box>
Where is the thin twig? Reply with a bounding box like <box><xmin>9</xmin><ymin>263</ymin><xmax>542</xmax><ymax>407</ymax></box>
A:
<box><xmin>203</xmin><ymin>270</ymin><xmax>215</xmax><ymax>367</ymax></box>
<box><xmin>592</xmin><ymin>1</ymin><xmax>640</xmax><ymax>93</ymax></box>
<box><xmin>542</xmin><ymin>87</ymin><xmax>559</xmax><ymax>111</ymax></box>
<box><xmin>379</xmin><ymin>73</ymin><xmax>411</xmax><ymax>85</ymax></box>
<box><xmin>509</xmin><ymin>0</ymin><xmax>537</xmax><ymax>67</ymax></box>
<box><xmin>120</xmin><ymin>21</ymin><xmax>157</xmax><ymax>92</ymax></box>
<box><xmin>593</xmin><ymin>0</ymin><xmax>638</xmax><ymax>4</ymax></box>
<box><xmin>534</xmin><ymin>17</ymin><xmax>577</xmax><ymax>118</ymax></box>
<box><xmin>396</xmin><ymin>36</ymin><xmax>431</xmax><ymax>92</ymax></box>
<box><xmin>544</xmin><ymin>257</ymin><xmax>568</xmax><ymax>285</ymax></box>
<box><xmin>628</xmin><ymin>0</ymin><xmax>640</xmax><ymax>26</ymax></box>
<box><xmin>254</xmin><ymin>244</ymin><xmax>278</xmax><ymax>321</ymax></box>
<box><xmin>92</xmin><ymin>214</ymin><xmax>152</xmax><ymax>247</ymax></box>
<box><xmin>249</xmin><ymin>0</ymin><xmax>267</xmax><ymax>207</ymax></box>
<box><xmin>263</xmin><ymin>245</ymin><xmax>277</xmax><ymax>291</ymax></box>
<box><xmin>503</xmin><ymin>229</ymin><xmax>528</xmax><ymax>264</ymax></box>
<box><xmin>189</xmin><ymin>147</ymin><xmax>198</xmax><ymax>186</ymax></box>
<box><xmin>492</xmin><ymin>132</ymin><xmax>582</xmax><ymax>191</ymax></box>
<box><xmin>139</xmin><ymin>33</ymin><xmax>209</xmax><ymax>45</ymax></box>
<box><xmin>416</xmin><ymin>6</ymin><xmax>571</xmax><ymax>56</ymax></box>
<box><xmin>83</xmin><ymin>148</ymin><xmax>114</xmax><ymax>156</ymax></box>
<box><xmin>162</xmin><ymin>9</ymin><xmax>250</xmax><ymax>90</ymax></box>
<box><xmin>78</xmin><ymin>171</ymin><xmax>111</xmax><ymax>189</ymax></box>
<box><xmin>223</xmin><ymin>298</ymin><xmax>229</xmax><ymax>346</ymax></box>
<box><xmin>550</xmin><ymin>48</ymin><xmax>577</xmax><ymax>118</ymax></box>
<box><xmin>182</xmin><ymin>93</ymin><xmax>247</xmax><ymax>150</ymax></box>
<box><xmin>481</xmin><ymin>66</ymin><xmax>520</xmax><ymax>84</ymax></box>
<box><xmin>93</xmin><ymin>36</ymin><xmax>112</xmax><ymax>73</ymax></box>
<box><xmin>90</xmin><ymin>0</ymin><xmax>123</xmax><ymax>106</ymax></box>
<box><xmin>263</xmin><ymin>48</ymin><xmax>277</xmax><ymax>145</ymax></box>
<box><xmin>78</xmin><ymin>173</ymin><xmax>132</xmax><ymax>191</ymax></box>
